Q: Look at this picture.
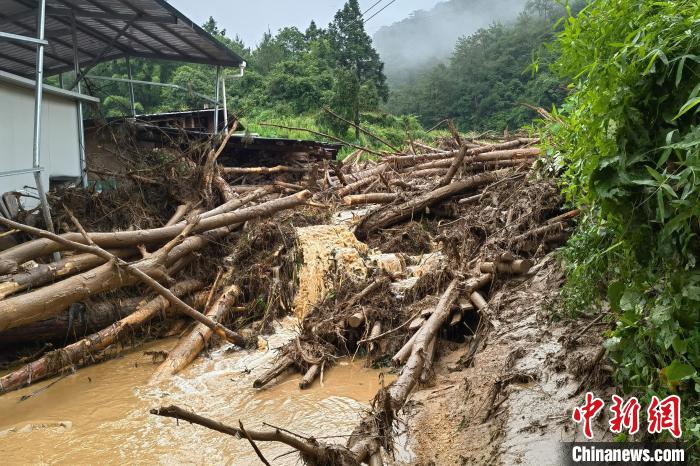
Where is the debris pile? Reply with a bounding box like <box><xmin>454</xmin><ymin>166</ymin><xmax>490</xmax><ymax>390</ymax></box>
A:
<box><xmin>0</xmin><ymin>124</ymin><xmax>578</xmax><ymax>464</ymax></box>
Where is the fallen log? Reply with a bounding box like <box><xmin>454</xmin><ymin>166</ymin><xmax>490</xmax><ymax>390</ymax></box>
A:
<box><xmin>355</xmin><ymin>169</ymin><xmax>511</xmax><ymax>239</ymax></box>
<box><xmin>165</xmin><ymin>204</ymin><xmax>190</xmax><ymax>227</ymax></box>
<box><xmin>347</xmin><ymin>312</ymin><xmax>365</xmax><ymax>328</ymax></box>
<box><xmin>546</xmin><ymin>209</ymin><xmax>580</xmax><ymax>224</ymax></box>
<box><xmin>197</xmin><ymin>187</ymin><xmax>274</xmax><ymax>221</ymax></box>
<box><xmin>151</xmin><ymin>285</ymin><xmax>244</xmax><ymax>381</ymax></box>
<box><xmin>440</xmin><ymin>145</ymin><xmax>468</xmax><ymax>186</ymax></box>
<box><xmin>0</xmin><ymin>297</ymin><xmax>143</xmax><ymax>346</ymax></box>
<box><xmin>340</xmin><ymin>163</ymin><xmax>390</xmax><ymax>185</ymax></box>
<box><xmin>392</xmin><ymin>324</ymin><xmax>422</xmax><ymax>366</ymax></box>
<box><xmin>386</xmin><ymin>139</ymin><xmax>536</xmax><ymax>167</ymax></box>
<box><xmin>458</xmin><ymin>193</ymin><xmax>484</xmax><ymax>205</ymax></box>
<box><xmin>253</xmin><ymin>354</ymin><xmax>295</xmax><ymax>389</ymax></box>
<box><xmin>0</xmin><ymin>191</ymin><xmax>310</xmax><ymax>333</ymax></box>
<box><xmin>409</xmin><ymin>317</ymin><xmax>425</xmax><ymax>331</ymax></box>
<box><xmin>408</xmin><ymin>168</ymin><xmax>449</xmax><ymax>178</ymax></box>
<box><xmin>368</xmin><ymin>321</ymin><xmax>382</xmax><ymax>353</ymax></box>
<box><xmin>420</xmin><ymin>336</ymin><xmax>437</xmax><ymax>383</ymax></box>
<box><xmin>467</xmin><ymin>147</ymin><xmax>540</xmax><ymax>163</ymax></box>
<box><xmin>479</xmin><ymin>259</ymin><xmax>534</xmax><ymax>275</ymax></box>
<box><xmin>511</xmin><ymin>221</ymin><xmax>566</xmax><ymax>244</ymax></box>
<box><xmin>0</xmin><ymin>221</ymin><xmax>231</xmax><ymax>333</ymax></box>
<box><xmin>0</xmin><ymin>280</ymin><xmax>203</xmax><ymax>394</ymax></box>
<box><xmin>342</xmin><ymin>193</ymin><xmax>398</xmax><ymax>206</ymax></box>
<box><xmin>388</xmin><ymin>279</ymin><xmax>460</xmax><ymax>408</ymax></box>
<box><xmin>0</xmin><ymin>190</ymin><xmax>310</xmax><ymax>274</ymax></box>
<box><xmin>470</xmin><ymin>291</ymin><xmax>488</xmax><ymax>310</ymax></box>
<box><xmin>336</xmin><ymin>175</ymin><xmax>382</xmax><ymax>198</ymax></box>
<box><xmin>220</xmin><ymin>165</ymin><xmax>306</xmax><ymax>175</ymax></box>
<box><xmin>407</xmin><ymin>149</ymin><xmax>539</xmax><ymax>173</ymax></box>
<box><xmin>299</xmin><ymin>364</ymin><xmax>321</xmax><ymax>390</ymax></box>
<box><xmin>449</xmin><ymin>309</ymin><xmax>463</xmax><ymax>327</ymax></box>
<box><xmin>463</xmin><ymin>159</ymin><xmax>534</xmax><ymax>172</ymax></box>
<box><xmin>0</xmin><ymin>215</ymin><xmax>243</xmax><ymax>343</ymax></box>
<box><xmin>0</xmin><ymin>248</ymin><xmax>136</xmax><ymax>300</ymax></box>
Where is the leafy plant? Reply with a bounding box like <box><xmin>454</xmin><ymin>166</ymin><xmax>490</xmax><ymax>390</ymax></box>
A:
<box><xmin>544</xmin><ymin>0</ymin><xmax>700</xmax><ymax>446</ymax></box>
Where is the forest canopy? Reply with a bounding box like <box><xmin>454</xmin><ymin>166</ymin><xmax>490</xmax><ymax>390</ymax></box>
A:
<box><xmin>385</xmin><ymin>0</ymin><xmax>585</xmax><ymax>133</ymax></box>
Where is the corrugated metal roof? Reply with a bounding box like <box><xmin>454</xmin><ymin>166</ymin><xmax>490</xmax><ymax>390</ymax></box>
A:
<box><xmin>0</xmin><ymin>0</ymin><xmax>244</xmax><ymax>77</ymax></box>
<box><xmin>0</xmin><ymin>69</ymin><xmax>100</xmax><ymax>101</ymax></box>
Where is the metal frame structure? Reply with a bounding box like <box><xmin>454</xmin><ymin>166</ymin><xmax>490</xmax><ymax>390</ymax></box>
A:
<box><xmin>0</xmin><ymin>0</ymin><xmax>57</xmax><ymax>242</ymax></box>
<box><xmin>0</xmin><ymin>0</ymin><xmax>244</xmax><ymax>77</ymax></box>
<box><xmin>86</xmin><ymin>59</ymin><xmax>246</xmax><ymax>131</ymax></box>
<box><xmin>0</xmin><ymin>0</ymin><xmax>245</xmax><ymax>235</ymax></box>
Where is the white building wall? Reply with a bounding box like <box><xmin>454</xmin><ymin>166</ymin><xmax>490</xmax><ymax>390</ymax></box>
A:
<box><xmin>0</xmin><ymin>80</ymin><xmax>82</xmax><ymax>209</ymax></box>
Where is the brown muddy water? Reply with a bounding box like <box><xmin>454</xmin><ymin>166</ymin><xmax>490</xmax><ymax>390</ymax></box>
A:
<box><xmin>0</xmin><ymin>317</ymin><xmax>393</xmax><ymax>465</ymax></box>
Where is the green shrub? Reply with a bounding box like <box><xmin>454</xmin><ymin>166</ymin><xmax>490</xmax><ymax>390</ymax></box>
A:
<box><xmin>545</xmin><ymin>0</ymin><xmax>700</xmax><ymax>444</ymax></box>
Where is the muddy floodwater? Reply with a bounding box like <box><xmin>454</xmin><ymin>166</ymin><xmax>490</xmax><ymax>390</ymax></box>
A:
<box><xmin>0</xmin><ymin>318</ymin><xmax>392</xmax><ymax>465</ymax></box>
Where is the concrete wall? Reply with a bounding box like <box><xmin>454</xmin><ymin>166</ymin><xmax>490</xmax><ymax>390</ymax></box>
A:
<box><xmin>0</xmin><ymin>80</ymin><xmax>81</xmax><ymax>209</ymax></box>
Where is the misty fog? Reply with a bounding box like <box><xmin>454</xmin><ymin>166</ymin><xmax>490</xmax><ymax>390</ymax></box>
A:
<box><xmin>373</xmin><ymin>0</ymin><xmax>528</xmax><ymax>83</ymax></box>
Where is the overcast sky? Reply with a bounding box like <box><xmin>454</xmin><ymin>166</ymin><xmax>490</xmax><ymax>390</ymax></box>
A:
<box><xmin>168</xmin><ymin>0</ymin><xmax>444</xmax><ymax>46</ymax></box>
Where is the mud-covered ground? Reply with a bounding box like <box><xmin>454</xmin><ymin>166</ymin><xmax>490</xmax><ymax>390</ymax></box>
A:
<box><xmin>398</xmin><ymin>255</ymin><xmax>608</xmax><ymax>465</ymax></box>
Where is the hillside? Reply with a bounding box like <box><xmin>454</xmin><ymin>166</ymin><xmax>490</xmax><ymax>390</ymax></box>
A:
<box><xmin>373</xmin><ymin>0</ymin><xmax>527</xmax><ymax>83</ymax></box>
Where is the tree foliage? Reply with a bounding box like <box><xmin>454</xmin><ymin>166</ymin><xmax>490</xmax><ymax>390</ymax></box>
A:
<box><xmin>545</xmin><ymin>0</ymin><xmax>700</xmax><ymax>443</ymax></box>
<box><xmin>386</xmin><ymin>1</ymin><xmax>579</xmax><ymax>133</ymax></box>
<box><xmin>87</xmin><ymin>2</ymin><xmax>387</xmax><ymax>141</ymax></box>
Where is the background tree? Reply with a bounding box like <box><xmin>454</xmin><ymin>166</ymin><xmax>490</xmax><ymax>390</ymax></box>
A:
<box><xmin>327</xmin><ymin>0</ymin><xmax>388</xmax><ymax>137</ymax></box>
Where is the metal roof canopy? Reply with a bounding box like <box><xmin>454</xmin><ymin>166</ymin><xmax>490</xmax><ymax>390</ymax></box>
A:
<box><xmin>0</xmin><ymin>0</ymin><xmax>244</xmax><ymax>77</ymax></box>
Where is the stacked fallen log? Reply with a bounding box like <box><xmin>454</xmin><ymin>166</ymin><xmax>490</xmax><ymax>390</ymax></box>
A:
<box><xmin>1</xmin><ymin>124</ymin><xmax>578</xmax><ymax>464</ymax></box>
<box><xmin>147</xmin><ymin>134</ymin><xmax>579</xmax><ymax>463</ymax></box>
<box><xmin>0</xmin><ymin>128</ymin><xmax>318</xmax><ymax>393</ymax></box>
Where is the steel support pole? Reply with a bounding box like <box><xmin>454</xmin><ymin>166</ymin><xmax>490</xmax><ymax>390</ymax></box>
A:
<box><xmin>31</xmin><ymin>0</ymin><xmax>60</xmax><ymax>259</ymax></box>
<box><xmin>126</xmin><ymin>56</ymin><xmax>136</xmax><ymax>117</ymax></box>
<box><xmin>221</xmin><ymin>68</ymin><xmax>228</xmax><ymax>129</ymax></box>
<box><xmin>213</xmin><ymin>65</ymin><xmax>220</xmax><ymax>133</ymax></box>
<box><xmin>71</xmin><ymin>14</ymin><xmax>87</xmax><ymax>188</ymax></box>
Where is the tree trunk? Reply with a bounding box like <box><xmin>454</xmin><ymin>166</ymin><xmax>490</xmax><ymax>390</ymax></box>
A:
<box><xmin>388</xmin><ymin>279</ymin><xmax>460</xmax><ymax>408</ymax></box>
<box><xmin>299</xmin><ymin>364</ymin><xmax>320</xmax><ymax>390</ymax></box>
<box><xmin>479</xmin><ymin>259</ymin><xmax>534</xmax><ymax>275</ymax></box>
<box><xmin>253</xmin><ymin>355</ymin><xmax>295</xmax><ymax>389</ymax></box>
<box><xmin>0</xmin><ymin>248</ymin><xmax>136</xmax><ymax>300</ymax></box>
<box><xmin>439</xmin><ymin>145</ymin><xmax>468</xmax><ymax>186</ymax></box>
<box><xmin>342</xmin><ymin>193</ymin><xmax>398</xmax><ymax>206</ymax></box>
<box><xmin>0</xmin><ymin>297</ymin><xmax>143</xmax><ymax>347</ymax></box>
<box><xmin>150</xmin><ymin>285</ymin><xmax>242</xmax><ymax>381</ymax></box>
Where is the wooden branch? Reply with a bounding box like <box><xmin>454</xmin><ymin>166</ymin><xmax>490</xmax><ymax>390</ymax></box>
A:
<box><xmin>150</xmin><ymin>405</ymin><xmax>349</xmax><ymax>462</ymax></box>
<box><xmin>239</xmin><ymin>420</ymin><xmax>272</xmax><ymax>466</ymax></box>
<box><xmin>323</xmin><ymin>107</ymin><xmax>401</xmax><ymax>153</ymax></box>
<box><xmin>440</xmin><ymin>144</ymin><xmax>468</xmax><ymax>187</ymax></box>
